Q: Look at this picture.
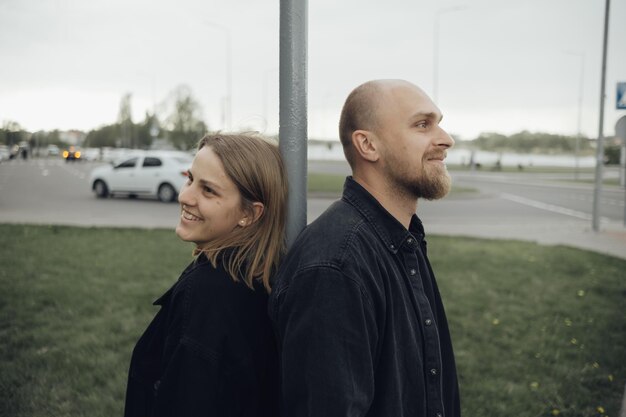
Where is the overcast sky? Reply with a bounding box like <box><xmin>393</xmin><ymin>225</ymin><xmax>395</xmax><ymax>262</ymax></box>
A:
<box><xmin>1</xmin><ymin>0</ymin><xmax>625</xmax><ymax>141</ymax></box>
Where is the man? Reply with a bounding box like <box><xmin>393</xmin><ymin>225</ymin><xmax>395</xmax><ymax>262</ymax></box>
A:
<box><xmin>269</xmin><ymin>79</ymin><xmax>460</xmax><ymax>417</ymax></box>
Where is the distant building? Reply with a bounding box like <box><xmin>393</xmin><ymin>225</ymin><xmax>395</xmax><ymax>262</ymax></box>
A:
<box><xmin>60</xmin><ymin>130</ymin><xmax>86</xmax><ymax>146</ymax></box>
<box><xmin>150</xmin><ymin>137</ymin><xmax>177</xmax><ymax>151</ymax></box>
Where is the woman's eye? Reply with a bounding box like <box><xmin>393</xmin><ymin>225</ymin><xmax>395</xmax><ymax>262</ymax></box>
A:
<box><xmin>203</xmin><ymin>186</ymin><xmax>214</xmax><ymax>194</ymax></box>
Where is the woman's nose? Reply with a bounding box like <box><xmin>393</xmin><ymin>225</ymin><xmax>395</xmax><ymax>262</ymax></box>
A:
<box><xmin>177</xmin><ymin>182</ymin><xmax>193</xmax><ymax>205</ymax></box>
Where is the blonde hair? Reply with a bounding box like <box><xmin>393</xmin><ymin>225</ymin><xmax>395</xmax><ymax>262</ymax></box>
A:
<box><xmin>193</xmin><ymin>133</ymin><xmax>288</xmax><ymax>293</ymax></box>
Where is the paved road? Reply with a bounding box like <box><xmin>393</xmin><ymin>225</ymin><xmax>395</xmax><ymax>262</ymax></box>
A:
<box><xmin>1</xmin><ymin>158</ymin><xmax>625</xmax><ymax>259</ymax></box>
<box><xmin>310</xmin><ymin>160</ymin><xmax>625</xmax><ymax>222</ymax></box>
<box><xmin>453</xmin><ymin>171</ymin><xmax>624</xmax><ymax>222</ymax></box>
<box><xmin>0</xmin><ymin>158</ymin><xmax>181</xmax><ymax>228</ymax></box>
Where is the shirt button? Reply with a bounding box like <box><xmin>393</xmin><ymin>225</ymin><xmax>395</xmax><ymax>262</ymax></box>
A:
<box><xmin>407</xmin><ymin>237</ymin><xmax>413</xmax><ymax>244</ymax></box>
<box><xmin>430</xmin><ymin>368</ymin><xmax>438</xmax><ymax>376</ymax></box>
<box><xmin>409</xmin><ymin>268</ymin><xmax>417</xmax><ymax>276</ymax></box>
<box><xmin>154</xmin><ymin>380</ymin><xmax>161</xmax><ymax>391</ymax></box>
<box><xmin>390</xmin><ymin>244</ymin><xmax>395</xmax><ymax>250</ymax></box>
<box><xmin>436</xmin><ymin>413</ymin><xmax>443</xmax><ymax>417</ymax></box>
<box><xmin>425</xmin><ymin>319</ymin><xmax>433</xmax><ymax>326</ymax></box>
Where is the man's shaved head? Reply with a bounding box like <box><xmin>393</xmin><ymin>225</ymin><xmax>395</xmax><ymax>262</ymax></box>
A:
<box><xmin>338</xmin><ymin>80</ymin><xmax>417</xmax><ymax>168</ymax></box>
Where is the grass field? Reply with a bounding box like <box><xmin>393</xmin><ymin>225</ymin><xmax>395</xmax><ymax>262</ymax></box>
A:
<box><xmin>560</xmin><ymin>178</ymin><xmax>622</xmax><ymax>187</ymax></box>
<box><xmin>1</xmin><ymin>224</ymin><xmax>624</xmax><ymax>417</ymax></box>
<box><xmin>446</xmin><ymin>164</ymin><xmax>598</xmax><ymax>174</ymax></box>
<box><xmin>308</xmin><ymin>172</ymin><xmax>477</xmax><ymax>195</ymax></box>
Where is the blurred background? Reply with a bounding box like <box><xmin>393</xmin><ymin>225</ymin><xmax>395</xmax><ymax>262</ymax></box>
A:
<box><xmin>1</xmin><ymin>2</ymin><xmax>626</xmax><ymax>416</ymax></box>
<box><xmin>0</xmin><ymin>0</ymin><xmax>625</xmax><ymax>148</ymax></box>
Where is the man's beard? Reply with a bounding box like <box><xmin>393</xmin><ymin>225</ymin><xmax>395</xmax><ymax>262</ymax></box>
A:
<box><xmin>385</xmin><ymin>151</ymin><xmax>451</xmax><ymax>200</ymax></box>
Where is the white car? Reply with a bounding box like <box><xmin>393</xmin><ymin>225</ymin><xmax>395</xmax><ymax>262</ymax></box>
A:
<box><xmin>89</xmin><ymin>151</ymin><xmax>193</xmax><ymax>202</ymax></box>
<box><xmin>0</xmin><ymin>145</ymin><xmax>9</xmax><ymax>162</ymax></box>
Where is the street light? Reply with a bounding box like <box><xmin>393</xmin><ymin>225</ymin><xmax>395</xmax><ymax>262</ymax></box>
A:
<box><xmin>262</xmin><ymin>67</ymin><xmax>279</xmax><ymax>133</ymax></box>
<box><xmin>433</xmin><ymin>5</ymin><xmax>466</xmax><ymax>104</ymax></box>
<box><xmin>592</xmin><ymin>0</ymin><xmax>610</xmax><ymax>232</ymax></box>
<box><xmin>564</xmin><ymin>51</ymin><xmax>585</xmax><ymax>180</ymax></box>
<box><xmin>203</xmin><ymin>21</ymin><xmax>232</xmax><ymax>131</ymax></box>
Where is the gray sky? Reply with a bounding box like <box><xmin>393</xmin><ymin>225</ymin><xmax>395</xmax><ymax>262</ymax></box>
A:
<box><xmin>1</xmin><ymin>0</ymin><xmax>625</xmax><ymax>141</ymax></box>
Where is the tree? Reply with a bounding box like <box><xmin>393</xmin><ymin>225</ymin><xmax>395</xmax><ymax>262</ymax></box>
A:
<box><xmin>46</xmin><ymin>130</ymin><xmax>63</xmax><ymax>147</ymax></box>
<box><xmin>164</xmin><ymin>85</ymin><xmax>207</xmax><ymax>150</ymax></box>
<box><xmin>472</xmin><ymin>130</ymin><xmax>592</xmax><ymax>154</ymax></box>
<box><xmin>84</xmin><ymin>124</ymin><xmax>119</xmax><ymax>148</ymax></box>
<box><xmin>1</xmin><ymin>120</ymin><xmax>26</xmax><ymax>147</ymax></box>
<box><xmin>118</xmin><ymin>93</ymin><xmax>134</xmax><ymax>148</ymax></box>
<box><xmin>134</xmin><ymin>112</ymin><xmax>160</xmax><ymax>149</ymax></box>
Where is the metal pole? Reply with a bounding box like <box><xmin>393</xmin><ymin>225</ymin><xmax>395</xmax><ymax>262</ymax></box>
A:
<box><xmin>226</xmin><ymin>31</ymin><xmax>232</xmax><ymax>131</ymax></box>
<box><xmin>262</xmin><ymin>68</ymin><xmax>278</xmax><ymax>133</ymax></box>
<box><xmin>279</xmin><ymin>0</ymin><xmax>308</xmax><ymax>248</ymax></box>
<box><xmin>563</xmin><ymin>50</ymin><xmax>586</xmax><ymax>179</ymax></box>
<box><xmin>433</xmin><ymin>6</ymin><xmax>465</xmax><ymax>104</ymax></box>
<box><xmin>574</xmin><ymin>53</ymin><xmax>585</xmax><ymax>181</ymax></box>
<box><xmin>433</xmin><ymin>15</ymin><xmax>440</xmax><ymax>104</ymax></box>
<box><xmin>616</xmin><ymin>116</ymin><xmax>626</xmax><ymax>227</ymax></box>
<box><xmin>204</xmin><ymin>21</ymin><xmax>232</xmax><ymax>131</ymax></box>
<box><xmin>592</xmin><ymin>0</ymin><xmax>610</xmax><ymax>232</ymax></box>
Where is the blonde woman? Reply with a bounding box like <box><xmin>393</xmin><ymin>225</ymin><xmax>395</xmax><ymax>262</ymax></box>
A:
<box><xmin>124</xmin><ymin>133</ymin><xmax>287</xmax><ymax>417</ymax></box>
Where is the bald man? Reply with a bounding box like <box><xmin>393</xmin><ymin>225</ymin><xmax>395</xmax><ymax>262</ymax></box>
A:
<box><xmin>270</xmin><ymin>80</ymin><xmax>461</xmax><ymax>417</ymax></box>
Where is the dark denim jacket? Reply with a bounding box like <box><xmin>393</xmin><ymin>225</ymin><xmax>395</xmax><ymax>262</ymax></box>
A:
<box><xmin>125</xmin><ymin>254</ymin><xmax>279</xmax><ymax>417</ymax></box>
<box><xmin>269</xmin><ymin>177</ymin><xmax>460</xmax><ymax>417</ymax></box>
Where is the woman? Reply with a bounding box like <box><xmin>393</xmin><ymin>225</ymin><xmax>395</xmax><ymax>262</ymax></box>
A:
<box><xmin>124</xmin><ymin>133</ymin><xmax>287</xmax><ymax>417</ymax></box>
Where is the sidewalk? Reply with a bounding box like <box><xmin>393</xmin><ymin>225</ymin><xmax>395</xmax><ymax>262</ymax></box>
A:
<box><xmin>426</xmin><ymin>219</ymin><xmax>626</xmax><ymax>261</ymax></box>
<box><xmin>308</xmin><ymin>193</ymin><xmax>626</xmax><ymax>261</ymax></box>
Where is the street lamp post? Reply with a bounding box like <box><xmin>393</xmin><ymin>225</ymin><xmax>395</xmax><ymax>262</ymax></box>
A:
<box><xmin>204</xmin><ymin>21</ymin><xmax>232</xmax><ymax>131</ymax></box>
<box><xmin>565</xmin><ymin>51</ymin><xmax>585</xmax><ymax>180</ymax></box>
<box><xmin>433</xmin><ymin>5</ymin><xmax>465</xmax><ymax>104</ymax></box>
<box><xmin>262</xmin><ymin>67</ymin><xmax>279</xmax><ymax>133</ymax></box>
<box><xmin>280</xmin><ymin>0</ymin><xmax>308</xmax><ymax>248</ymax></box>
<box><xmin>592</xmin><ymin>0</ymin><xmax>610</xmax><ymax>232</ymax></box>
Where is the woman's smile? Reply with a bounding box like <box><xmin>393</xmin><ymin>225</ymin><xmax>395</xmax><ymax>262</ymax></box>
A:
<box><xmin>181</xmin><ymin>208</ymin><xmax>202</xmax><ymax>222</ymax></box>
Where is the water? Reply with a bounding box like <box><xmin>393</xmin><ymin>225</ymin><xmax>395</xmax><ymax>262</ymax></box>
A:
<box><xmin>308</xmin><ymin>142</ymin><xmax>596</xmax><ymax>168</ymax></box>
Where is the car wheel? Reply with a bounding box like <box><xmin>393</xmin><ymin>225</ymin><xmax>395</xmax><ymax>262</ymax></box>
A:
<box><xmin>157</xmin><ymin>183</ymin><xmax>176</xmax><ymax>203</ymax></box>
<box><xmin>93</xmin><ymin>180</ymin><xmax>109</xmax><ymax>198</ymax></box>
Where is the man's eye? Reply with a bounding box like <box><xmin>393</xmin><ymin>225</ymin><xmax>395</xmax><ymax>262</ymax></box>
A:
<box><xmin>203</xmin><ymin>186</ymin><xmax>214</xmax><ymax>194</ymax></box>
<box><xmin>416</xmin><ymin>121</ymin><xmax>428</xmax><ymax>128</ymax></box>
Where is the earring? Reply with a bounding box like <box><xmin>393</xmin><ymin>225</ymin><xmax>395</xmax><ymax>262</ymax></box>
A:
<box><xmin>239</xmin><ymin>220</ymin><xmax>245</xmax><ymax>225</ymax></box>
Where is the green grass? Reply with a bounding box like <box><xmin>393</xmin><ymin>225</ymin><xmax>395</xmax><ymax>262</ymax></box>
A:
<box><xmin>308</xmin><ymin>172</ymin><xmax>347</xmax><ymax>194</ymax></box>
<box><xmin>560</xmin><ymin>178</ymin><xmax>621</xmax><ymax>187</ymax></box>
<box><xmin>1</xmin><ymin>225</ymin><xmax>625</xmax><ymax>417</ymax></box>
<box><xmin>0</xmin><ymin>225</ymin><xmax>192</xmax><ymax>417</ymax></box>
<box><xmin>308</xmin><ymin>172</ymin><xmax>477</xmax><ymax>195</ymax></box>
<box><xmin>447</xmin><ymin>164</ymin><xmax>597</xmax><ymax>174</ymax></box>
<box><xmin>432</xmin><ymin>236</ymin><xmax>625</xmax><ymax>417</ymax></box>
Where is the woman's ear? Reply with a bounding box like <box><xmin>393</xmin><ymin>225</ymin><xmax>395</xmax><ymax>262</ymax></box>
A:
<box><xmin>239</xmin><ymin>202</ymin><xmax>265</xmax><ymax>227</ymax></box>
<box><xmin>352</xmin><ymin>130</ymin><xmax>379</xmax><ymax>162</ymax></box>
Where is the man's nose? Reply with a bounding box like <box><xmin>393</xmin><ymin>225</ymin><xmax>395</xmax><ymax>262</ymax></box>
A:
<box><xmin>435</xmin><ymin>127</ymin><xmax>455</xmax><ymax>148</ymax></box>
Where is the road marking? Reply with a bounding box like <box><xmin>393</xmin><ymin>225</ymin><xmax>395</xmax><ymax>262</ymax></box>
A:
<box><xmin>563</xmin><ymin>194</ymin><xmax>624</xmax><ymax>207</ymax></box>
<box><xmin>500</xmin><ymin>193</ymin><xmax>612</xmax><ymax>222</ymax></box>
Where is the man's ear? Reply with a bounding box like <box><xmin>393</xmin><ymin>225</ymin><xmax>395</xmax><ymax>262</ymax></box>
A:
<box><xmin>239</xmin><ymin>202</ymin><xmax>265</xmax><ymax>227</ymax></box>
<box><xmin>351</xmin><ymin>130</ymin><xmax>379</xmax><ymax>162</ymax></box>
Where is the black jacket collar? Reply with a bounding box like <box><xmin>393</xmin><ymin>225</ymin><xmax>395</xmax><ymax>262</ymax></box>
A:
<box><xmin>341</xmin><ymin>176</ymin><xmax>426</xmax><ymax>255</ymax></box>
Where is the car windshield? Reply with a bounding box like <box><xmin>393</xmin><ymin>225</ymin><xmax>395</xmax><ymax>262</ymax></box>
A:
<box><xmin>115</xmin><ymin>158</ymin><xmax>137</xmax><ymax>168</ymax></box>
